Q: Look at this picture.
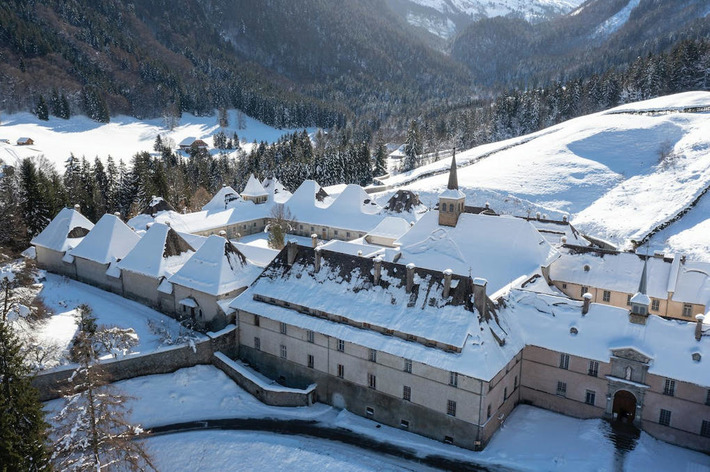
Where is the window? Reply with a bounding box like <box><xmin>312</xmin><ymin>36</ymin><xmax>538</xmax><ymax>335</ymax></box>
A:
<box><xmin>706</xmin><ymin>390</ymin><xmax>710</xmax><ymax>406</ymax></box>
<box><xmin>280</xmin><ymin>322</ymin><xmax>287</xmax><ymax>334</ymax></box>
<box><xmin>602</xmin><ymin>290</ymin><xmax>611</xmax><ymax>302</ymax></box>
<box><xmin>683</xmin><ymin>304</ymin><xmax>693</xmax><ymax>317</ymax></box>
<box><xmin>663</xmin><ymin>379</ymin><xmax>675</xmax><ymax>396</ymax></box>
<box><xmin>346</xmin><ymin>232</ymin><xmax>350</xmax><ymax>238</ymax></box>
<box><xmin>580</xmin><ymin>286</ymin><xmax>588</xmax><ymax>297</ymax></box>
<box><xmin>514</xmin><ymin>375</ymin><xmax>518</xmax><ymax>389</ymax></box>
<box><xmin>337</xmin><ymin>364</ymin><xmax>344</xmax><ymax>378</ymax></box>
<box><xmin>334</xmin><ymin>230</ymin><xmax>338</xmax><ymax>236</ymax></box>
<box><xmin>556</xmin><ymin>381</ymin><xmax>567</xmax><ymax>397</ymax></box>
<box><xmin>307</xmin><ymin>354</ymin><xmax>314</xmax><ymax>369</ymax></box>
<box><xmin>369</xmin><ymin>349</ymin><xmax>377</xmax><ymax>362</ymax></box>
<box><xmin>503</xmin><ymin>387</ymin><xmax>508</xmax><ymax>401</ymax></box>
<box><xmin>404</xmin><ymin>358</ymin><xmax>412</xmax><ymax>373</ymax></box>
<box><xmin>659</xmin><ymin>409</ymin><xmax>672</xmax><ymax>426</ymax></box>
<box><xmin>447</xmin><ymin>400</ymin><xmax>457</xmax><ymax>417</ymax></box>
<box><xmin>626</xmin><ymin>294</ymin><xmax>632</xmax><ymax>306</ymax></box>
<box><xmin>254</xmin><ymin>337</ymin><xmax>261</xmax><ymax>351</ymax></box>
<box><xmin>559</xmin><ymin>353</ymin><xmax>570</xmax><ymax>370</ymax></box>
<box><xmin>307</xmin><ymin>330</ymin><xmax>315</xmax><ymax>343</ymax></box>
<box><xmin>448</xmin><ymin>203</ymin><xmax>454</xmax><ymax>212</ymax></box>
<box><xmin>441</xmin><ymin>204</ymin><xmax>446</xmax><ymax>212</ymax></box>
<box><xmin>366</xmin><ymin>407</ymin><xmax>374</xmax><ymax>417</ymax></box>
<box><xmin>701</xmin><ymin>420</ymin><xmax>710</xmax><ymax>438</ymax></box>
<box><xmin>400</xmin><ymin>419</ymin><xmax>410</xmax><ymax>430</ymax></box>
<box><xmin>651</xmin><ymin>299</ymin><xmax>660</xmax><ymax>311</ymax></box>
<box><xmin>299</xmin><ymin>224</ymin><xmax>303</xmax><ymax>230</ymax></box>
<box><xmin>280</xmin><ymin>344</ymin><xmax>287</xmax><ymax>359</ymax></box>
<box><xmin>403</xmin><ymin>385</ymin><xmax>411</xmax><ymax>401</ymax></box>
<box><xmin>487</xmin><ymin>404</ymin><xmax>492</xmax><ymax>419</ymax></box>
<box><xmin>585</xmin><ymin>390</ymin><xmax>596</xmax><ymax>406</ymax></box>
<box><xmin>443</xmin><ymin>436</ymin><xmax>454</xmax><ymax>445</ymax></box>
<box><xmin>337</xmin><ymin>339</ymin><xmax>345</xmax><ymax>352</ymax></box>
<box><xmin>310</xmin><ymin>226</ymin><xmax>314</xmax><ymax>232</ymax></box>
<box><xmin>562</xmin><ymin>283</ymin><xmax>567</xmax><ymax>289</ymax></box>
<box><xmin>368</xmin><ymin>373</ymin><xmax>376</xmax><ymax>390</ymax></box>
<box><xmin>449</xmin><ymin>371</ymin><xmax>458</xmax><ymax>387</ymax></box>
<box><xmin>254</xmin><ymin>314</ymin><xmax>260</xmax><ymax>326</ymax></box>
<box><xmin>588</xmin><ymin>360</ymin><xmax>599</xmax><ymax>377</ymax></box>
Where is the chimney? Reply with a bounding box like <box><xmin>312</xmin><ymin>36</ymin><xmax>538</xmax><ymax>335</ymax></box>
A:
<box><xmin>560</xmin><ymin>236</ymin><xmax>567</xmax><ymax>245</ymax></box>
<box><xmin>406</xmin><ymin>263</ymin><xmax>416</xmax><ymax>293</ymax></box>
<box><xmin>219</xmin><ymin>230</ymin><xmax>227</xmax><ymax>237</ymax></box>
<box><xmin>165</xmin><ymin>221</ymin><xmax>171</xmax><ymax>228</ymax></box>
<box><xmin>314</xmin><ymin>247</ymin><xmax>321</xmax><ymax>272</ymax></box>
<box><xmin>311</xmin><ymin>233</ymin><xmax>318</xmax><ymax>248</ymax></box>
<box><xmin>373</xmin><ymin>256</ymin><xmax>382</xmax><ymax>285</ymax></box>
<box><xmin>287</xmin><ymin>241</ymin><xmax>298</xmax><ymax>266</ymax></box>
<box><xmin>357</xmin><ymin>250</ymin><xmax>363</xmax><ymax>257</ymax></box>
<box><xmin>485</xmin><ymin>202</ymin><xmax>490</xmax><ymax>209</ymax></box>
<box><xmin>582</xmin><ymin>292</ymin><xmax>592</xmax><ymax>315</ymax></box>
<box><xmin>443</xmin><ymin>269</ymin><xmax>453</xmax><ymax>298</ymax></box>
<box><xmin>562</xmin><ymin>215</ymin><xmax>568</xmax><ymax>222</ymax></box>
<box><xmin>696</xmin><ymin>314</ymin><xmax>705</xmax><ymax>341</ymax></box>
<box><xmin>113</xmin><ymin>211</ymin><xmax>121</xmax><ymax>220</ymax></box>
<box><xmin>74</xmin><ymin>204</ymin><xmax>81</xmax><ymax>212</ymax></box>
<box><xmin>473</xmin><ymin>278</ymin><xmax>488</xmax><ymax>320</ymax></box>
<box><xmin>536</xmin><ymin>212</ymin><xmax>541</xmax><ymax>220</ymax></box>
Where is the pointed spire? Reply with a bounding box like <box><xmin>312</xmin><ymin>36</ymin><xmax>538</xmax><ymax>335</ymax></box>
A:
<box><xmin>637</xmin><ymin>256</ymin><xmax>648</xmax><ymax>295</ymax></box>
<box><xmin>447</xmin><ymin>147</ymin><xmax>458</xmax><ymax>190</ymax></box>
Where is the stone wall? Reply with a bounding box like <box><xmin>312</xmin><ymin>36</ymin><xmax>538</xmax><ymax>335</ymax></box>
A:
<box><xmin>212</xmin><ymin>352</ymin><xmax>315</xmax><ymax>407</ymax></box>
<box><xmin>33</xmin><ymin>327</ymin><xmax>237</xmax><ymax>401</ymax></box>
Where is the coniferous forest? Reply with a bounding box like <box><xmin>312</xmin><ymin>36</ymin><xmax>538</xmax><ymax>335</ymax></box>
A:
<box><xmin>1</xmin><ymin>0</ymin><xmax>710</xmax><ymax>252</ymax></box>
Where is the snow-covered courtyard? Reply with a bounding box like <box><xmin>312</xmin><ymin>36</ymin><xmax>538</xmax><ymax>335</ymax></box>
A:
<box><xmin>46</xmin><ymin>365</ymin><xmax>710</xmax><ymax>471</ymax></box>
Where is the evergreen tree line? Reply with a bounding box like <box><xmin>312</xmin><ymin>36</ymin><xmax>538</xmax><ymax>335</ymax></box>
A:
<box><xmin>421</xmin><ymin>39</ymin><xmax>710</xmax><ymax>151</ymax></box>
<box><xmin>0</xmin><ymin>126</ymin><xmax>390</xmax><ymax>251</ymax></box>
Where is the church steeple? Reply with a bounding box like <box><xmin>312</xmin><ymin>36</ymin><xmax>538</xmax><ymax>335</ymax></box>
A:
<box><xmin>629</xmin><ymin>256</ymin><xmax>651</xmax><ymax>324</ymax></box>
<box><xmin>447</xmin><ymin>148</ymin><xmax>459</xmax><ymax>190</ymax></box>
<box><xmin>438</xmin><ymin>148</ymin><xmax>466</xmax><ymax>227</ymax></box>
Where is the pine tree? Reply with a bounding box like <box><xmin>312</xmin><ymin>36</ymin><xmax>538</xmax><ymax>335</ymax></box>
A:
<box><xmin>53</xmin><ymin>306</ymin><xmax>156</xmax><ymax>471</ymax></box>
<box><xmin>19</xmin><ymin>158</ymin><xmax>52</xmax><ymax>239</ymax></box>
<box><xmin>403</xmin><ymin>120</ymin><xmax>422</xmax><ymax>172</ymax></box>
<box><xmin>36</xmin><ymin>95</ymin><xmax>49</xmax><ymax>121</ymax></box>
<box><xmin>0</xmin><ymin>320</ymin><xmax>52</xmax><ymax>471</ymax></box>
<box><xmin>373</xmin><ymin>135</ymin><xmax>387</xmax><ymax>177</ymax></box>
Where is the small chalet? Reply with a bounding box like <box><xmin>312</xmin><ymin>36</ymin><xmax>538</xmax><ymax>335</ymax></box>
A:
<box><xmin>178</xmin><ymin>137</ymin><xmax>208</xmax><ymax>152</ymax></box>
<box><xmin>241</xmin><ymin>174</ymin><xmax>268</xmax><ymax>204</ymax></box>
<box><xmin>17</xmin><ymin>137</ymin><xmax>34</xmax><ymax>146</ymax></box>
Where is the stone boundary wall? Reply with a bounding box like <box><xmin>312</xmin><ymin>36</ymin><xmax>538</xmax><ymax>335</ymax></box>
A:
<box><xmin>212</xmin><ymin>352</ymin><xmax>316</xmax><ymax>407</ymax></box>
<box><xmin>33</xmin><ymin>327</ymin><xmax>237</xmax><ymax>402</ymax></box>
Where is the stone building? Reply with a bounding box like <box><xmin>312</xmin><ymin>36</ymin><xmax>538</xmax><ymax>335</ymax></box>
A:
<box><xmin>548</xmin><ymin>248</ymin><xmax>710</xmax><ymax>321</ymax></box>
<box><xmin>116</xmin><ymin>222</ymin><xmax>195</xmax><ymax>311</ymax></box>
<box><xmin>67</xmin><ymin>213</ymin><xmax>140</xmax><ymax>294</ymax></box>
<box><xmin>168</xmin><ymin>234</ymin><xmax>262</xmax><ymax>330</ymax></box>
<box><xmin>31</xmin><ymin>206</ymin><xmax>93</xmax><ymax>278</ymax></box>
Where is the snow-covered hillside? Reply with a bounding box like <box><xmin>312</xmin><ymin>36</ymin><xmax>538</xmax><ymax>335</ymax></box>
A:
<box><xmin>397</xmin><ymin>0</ymin><xmax>584</xmax><ymax>38</ymax></box>
<box><xmin>0</xmin><ymin>110</ymin><xmax>314</xmax><ymax>170</ymax></box>
<box><xmin>378</xmin><ymin>92</ymin><xmax>710</xmax><ymax>257</ymax></box>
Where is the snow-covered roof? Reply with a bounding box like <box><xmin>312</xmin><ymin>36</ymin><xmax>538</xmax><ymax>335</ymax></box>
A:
<box><xmin>117</xmin><ymin>223</ymin><xmax>195</xmax><ymax>278</ymax></box>
<box><xmin>230</xmin><ymin>245</ymin><xmax>523</xmax><ymax>379</ymax></box>
<box><xmin>241</xmin><ymin>174</ymin><xmax>267</xmax><ymax>197</ymax></box>
<box><xmin>31</xmin><ymin>207</ymin><xmax>94</xmax><ymax>252</ymax></box>
<box><xmin>285</xmin><ymin>182</ymin><xmax>382</xmax><ymax>233</ymax></box>
<box><xmin>509</xmin><ymin>290</ymin><xmax>710</xmax><ymax>387</ymax></box>
<box><xmin>366</xmin><ymin>217</ymin><xmax>411</xmax><ymax>241</ymax></box>
<box><xmin>202</xmin><ymin>186</ymin><xmax>241</xmax><ymax>212</ymax></box>
<box><xmin>68</xmin><ymin>214</ymin><xmax>140</xmax><ymax>264</ymax></box>
<box><xmin>17</xmin><ymin>137</ymin><xmax>32</xmax><ymax>144</ymax></box>
<box><xmin>319</xmin><ymin>240</ymin><xmax>384</xmax><ymax>258</ymax></box>
<box><xmin>440</xmin><ymin>188</ymin><xmax>465</xmax><ymax>199</ymax></box>
<box><xmin>394</xmin><ymin>212</ymin><xmax>559</xmax><ymax>295</ymax></box>
<box><xmin>262</xmin><ymin>178</ymin><xmax>289</xmax><ymax>198</ymax></box>
<box><xmin>549</xmin><ymin>251</ymin><xmax>710</xmax><ymax>306</ymax></box>
<box><xmin>168</xmin><ymin>235</ymin><xmax>262</xmax><ymax>296</ymax></box>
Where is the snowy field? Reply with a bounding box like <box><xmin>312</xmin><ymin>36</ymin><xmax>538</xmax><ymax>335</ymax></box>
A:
<box><xmin>46</xmin><ymin>365</ymin><xmax>710</xmax><ymax>472</ymax></box>
<box><xmin>379</xmin><ymin>92</ymin><xmax>710</xmax><ymax>252</ymax></box>
<box><xmin>13</xmin><ymin>273</ymin><xmax>191</xmax><ymax>370</ymax></box>
<box><xmin>0</xmin><ymin>109</ymin><xmax>315</xmax><ymax>170</ymax></box>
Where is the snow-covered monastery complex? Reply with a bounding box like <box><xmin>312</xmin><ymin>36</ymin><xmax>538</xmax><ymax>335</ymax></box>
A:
<box><xmin>31</xmin><ymin>158</ymin><xmax>710</xmax><ymax>453</ymax></box>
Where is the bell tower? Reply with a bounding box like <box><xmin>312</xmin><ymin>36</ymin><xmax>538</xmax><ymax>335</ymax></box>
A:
<box><xmin>438</xmin><ymin>149</ymin><xmax>466</xmax><ymax>227</ymax></box>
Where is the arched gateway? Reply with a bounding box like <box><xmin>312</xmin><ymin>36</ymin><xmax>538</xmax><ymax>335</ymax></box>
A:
<box><xmin>613</xmin><ymin>390</ymin><xmax>637</xmax><ymax>423</ymax></box>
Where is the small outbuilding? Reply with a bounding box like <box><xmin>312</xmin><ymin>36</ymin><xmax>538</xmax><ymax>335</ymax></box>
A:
<box><xmin>17</xmin><ymin>137</ymin><xmax>34</xmax><ymax>146</ymax></box>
